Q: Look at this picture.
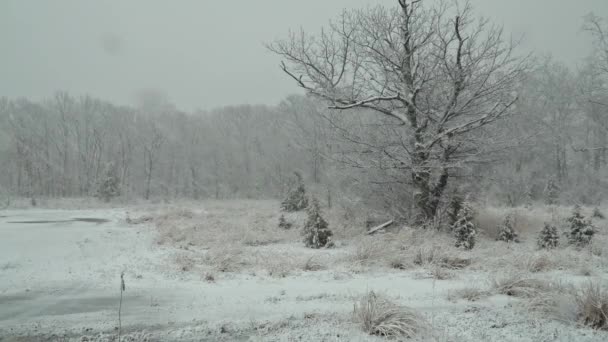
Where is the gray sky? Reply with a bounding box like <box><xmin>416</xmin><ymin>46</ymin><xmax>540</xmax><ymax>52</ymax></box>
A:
<box><xmin>1</xmin><ymin>0</ymin><xmax>607</xmax><ymax>111</ymax></box>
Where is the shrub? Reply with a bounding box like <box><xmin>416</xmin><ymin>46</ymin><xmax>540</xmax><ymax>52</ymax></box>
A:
<box><xmin>353</xmin><ymin>291</ymin><xmax>426</xmax><ymax>338</ymax></box>
<box><xmin>452</xmin><ymin>202</ymin><xmax>476</xmax><ymax>250</ymax></box>
<box><xmin>278</xmin><ymin>214</ymin><xmax>292</xmax><ymax>229</ymax></box>
<box><xmin>302</xmin><ymin>198</ymin><xmax>333</xmax><ymax>248</ymax></box>
<box><xmin>447</xmin><ymin>194</ymin><xmax>464</xmax><ymax>227</ymax></box>
<box><xmin>592</xmin><ymin>207</ymin><xmax>605</xmax><ymax>220</ymax></box>
<box><xmin>281</xmin><ymin>172</ymin><xmax>308</xmax><ymax>212</ymax></box>
<box><xmin>537</xmin><ymin>223</ymin><xmax>560</xmax><ymax>249</ymax></box>
<box><xmin>96</xmin><ymin>162</ymin><xmax>121</xmax><ymax>202</ymax></box>
<box><xmin>567</xmin><ymin>205</ymin><xmax>595</xmax><ymax>247</ymax></box>
<box><xmin>497</xmin><ymin>214</ymin><xmax>519</xmax><ymax>243</ymax></box>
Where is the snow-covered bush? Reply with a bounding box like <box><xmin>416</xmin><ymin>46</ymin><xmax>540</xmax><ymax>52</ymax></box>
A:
<box><xmin>278</xmin><ymin>214</ymin><xmax>292</xmax><ymax>230</ymax></box>
<box><xmin>592</xmin><ymin>207</ymin><xmax>605</xmax><ymax>220</ymax></box>
<box><xmin>281</xmin><ymin>172</ymin><xmax>308</xmax><ymax>212</ymax></box>
<box><xmin>537</xmin><ymin>223</ymin><xmax>559</xmax><ymax>249</ymax></box>
<box><xmin>452</xmin><ymin>202</ymin><xmax>476</xmax><ymax>250</ymax></box>
<box><xmin>567</xmin><ymin>205</ymin><xmax>595</xmax><ymax>247</ymax></box>
<box><xmin>96</xmin><ymin>162</ymin><xmax>121</xmax><ymax>202</ymax></box>
<box><xmin>447</xmin><ymin>194</ymin><xmax>463</xmax><ymax>227</ymax></box>
<box><xmin>497</xmin><ymin>214</ymin><xmax>519</xmax><ymax>243</ymax></box>
<box><xmin>302</xmin><ymin>197</ymin><xmax>333</xmax><ymax>248</ymax></box>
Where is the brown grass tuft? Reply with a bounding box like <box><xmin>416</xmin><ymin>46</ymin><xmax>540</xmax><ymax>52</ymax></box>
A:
<box><xmin>353</xmin><ymin>291</ymin><xmax>426</xmax><ymax>338</ymax></box>
<box><xmin>448</xmin><ymin>286</ymin><xmax>491</xmax><ymax>302</ymax></box>
<box><xmin>575</xmin><ymin>281</ymin><xmax>608</xmax><ymax>330</ymax></box>
<box><xmin>491</xmin><ymin>272</ymin><xmax>555</xmax><ymax>298</ymax></box>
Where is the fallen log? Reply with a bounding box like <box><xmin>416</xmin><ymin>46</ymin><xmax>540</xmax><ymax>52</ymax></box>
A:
<box><xmin>366</xmin><ymin>220</ymin><xmax>394</xmax><ymax>235</ymax></box>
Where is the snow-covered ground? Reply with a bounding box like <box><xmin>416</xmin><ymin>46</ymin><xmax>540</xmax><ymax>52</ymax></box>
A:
<box><xmin>1</xmin><ymin>203</ymin><xmax>607</xmax><ymax>341</ymax></box>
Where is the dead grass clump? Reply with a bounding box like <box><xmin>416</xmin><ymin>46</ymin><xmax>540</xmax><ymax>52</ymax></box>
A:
<box><xmin>204</xmin><ymin>272</ymin><xmax>215</xmax><ymax>283</ymax></box>
<box><xmin>439</xmin><ymin>256</ymin><xmax>471</xmax><ymax>270</ymax></box>
<box><xmin>302</xmin><ymin>256</ymin><xmax>325</xmax><ymax>272</ymax></box>
<box><xmin>350</xmin><ymin>237</ymin><xmax>397</xmax><ymax>266</ymax></box>
<box><xmin>388</xmin><ymin>257</ymin><xmax>411</xmax><ymax>270</ymax></box>
<box><xmin>174</xmin><ymin>253</ymin><xmax>197</xmax><ymax>272</ymax></box>
<box><xmin>353</xmin><ymin>291</ymin><xmax>426</xmax><ymax>338</ymax></box>
<box><xmin>412</xmin><ymin>246</ymin><xmax>444</xmax><ymax>266</ymax></box>
<box><xmin>575</xmin><ymin>282</ymin><xmax>608</xmax><ymax>330</ymax></box>
<box><xmin>126</xmin><ymin>214</ymin><xmax>153</xmax><ymax>225</ymax></box>
<box><xmin>523</xmin><ymin>252</ymin><xmax>554</xmax><ymax>273</ymax></box>
<box><xmin>205</xmin><ymin>246</ymin><xmax>246</xmax><ymax>272</ymax></box>
<box><xmin>448</xmin><ymin>286</ymin><xmax>491</xmax><ymax>302</ymax></box>
<box><xmin>431</xmin><ymin>266</ymin><xmax>454</xmax><ymax>280</ymax></box>
<box><xmin>491</xmin><ymin>272</ymin><xmax>554</xmax><ymax>298</ymax></box>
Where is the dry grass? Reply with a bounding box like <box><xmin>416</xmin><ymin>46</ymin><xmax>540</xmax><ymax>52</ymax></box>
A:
<box><xmin>204</xmin><ymin>245</ymin><xmax>247</xmax><ymax>272</ymax></box>
<box><xmin>353</xmin><ymin>291</ymin><xmax>426</xmax><ymax>338</ymax></box>
<box><xmin>491</xmin><ymin>272</ymin><xmax>557</xmax><ymax>298</ymax></box>
<box><xmin>526</xmin><ymin>280</ymin><xmax>608</xmax><ymax>331</ymax></box>
<box><xmin>302</xmin><ymin>256</ymin><xmax>326</xmax><ymax>272</ymax></box>
<box><xmin>349</xmin><ymin>236</ymin><xmax>397</xmax><ymax>267</ymax></box>
<box><xmin>448</xmin><ymin>286</ymin><xmax>491</xmax><ymax>302</ymax></box>
<box><xmin>574</xmin><ymin>281</ymin><xmax>608</xmax><ymax>330</ymax></box>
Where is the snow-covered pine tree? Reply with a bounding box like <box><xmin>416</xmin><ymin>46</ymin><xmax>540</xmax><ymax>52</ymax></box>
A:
<box><xmin>497</xmin><ymin>214</ymin><xmax>519</xmax><ymax>243</ymax></box>
<box><xmin>278</xmin><ymin>214</ymin><xmax>292</xmax><ymax>229</ymax></box>
<box><xmin>544</xmin><ymin>178</ymin><xmax>560</xmax><ymax>205</ymax></box>
<box><xmin>567</xmin><ymin>205</ymin><xmax>595</xmax><ymax>246</ymax></box>
<box><xmin>447</xmin><ymin>194</ymin><xmax>463</xmax><ymax>228</ymax></box>
<box><xmin>524</xmin><ymin>187</ymin><xmax>534</xmax><ymax>209</ymax></box>
<box><xmin>281</xmin><ymin>172</ymin><xmax>308</xmax><ymax>212</ymax></box>
<box><xmin>452</xmin><ymin>202</ymin><xmax>476</xmax><ymax>250</ymax></box>
<box><xmin>302</xmin><ymin>197</ymin><xmax>333</xmax><ymax>248</ymax></box>
<box><xmin>537</xmin><ymin>223</ymin><xmax>559</xmax><ymax>249</ymax></box>
<box><xmin>96</xmin><ymin>162</ymin><xmax>121</xmax><ymax>202</ymax></box>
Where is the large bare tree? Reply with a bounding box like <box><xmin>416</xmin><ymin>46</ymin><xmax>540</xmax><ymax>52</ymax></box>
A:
<box><xmin>269</xmin><ymin>0</ymin><xmax>528</xmax><ymax>221</ymax></box>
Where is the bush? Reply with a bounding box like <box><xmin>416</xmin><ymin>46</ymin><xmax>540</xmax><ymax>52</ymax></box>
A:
<box><xmin>447</xmin><ymin>194</ymin><xmax>463</xmax><ymax>227</ymax></box>
<box><xmin>592</xmin><ymin>207</ymin><xmax>605</xmax><ymax>220</ymax></box>
<box><xmin>567</xmin><ymin>205</ymin><xmax>595</xmax><ymax>247</ymax></box>
<box><xmin>497</xmin><ymin>214</ymin><xmax>519</xmax><ymax>243</ymax></box>
<box><xmin>96</xmin><ymin>162</ymin><xmax>121</xmax><ymax>202</ymax></box>
<box><xmin>281</xmin><ymin>172</ymin><xmax>308</xmax><ymax>212</ymax></box>
<box><xmin>278</xmin><ymin>214</ymin><xmax>292</xmax><ymax>229</ymax></box>
<box><xmin>452</xmin><ymin>202</ymin><xmax>476</xmax><ymax>250</ymax></box>
<box><xmin>302</xmin><ymin>197</ymin><xmax>333</xmax><ymax>248</ymax></box>
<box><xmin>537</xmin><ymin>223</ymin><xmax>560</xmax><ymax>249</ymax></box>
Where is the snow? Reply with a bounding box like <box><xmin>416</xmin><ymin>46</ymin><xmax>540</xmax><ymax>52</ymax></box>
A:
<box><xmin>1</xmin><ymin>205</ymin><xmax>607</xmax><ymax>341</ymax></box>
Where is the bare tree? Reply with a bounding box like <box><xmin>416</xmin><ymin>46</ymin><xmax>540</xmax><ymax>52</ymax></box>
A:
<box><xmin>269</xmin><ymin>0</ymin><xmax>528</xmax><ymax>221</ymax></box>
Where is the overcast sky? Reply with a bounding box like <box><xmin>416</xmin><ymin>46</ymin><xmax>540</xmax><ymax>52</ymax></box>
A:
<box><xmin>1</xmin><ymin>0</ymin><xmax>607</xmax><ymax>111</ymax></box>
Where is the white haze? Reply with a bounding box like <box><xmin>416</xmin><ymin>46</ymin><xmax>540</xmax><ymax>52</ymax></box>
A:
<box><xmin>1</xmin><ymin>0</ymin><xmax>606</xmax><ymax>111</ymax></box>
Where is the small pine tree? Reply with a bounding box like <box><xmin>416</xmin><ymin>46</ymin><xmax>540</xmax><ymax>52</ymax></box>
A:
<box><xmin>447</xmin><ymin>194</ymin><xmax>463</xmax><ymax>227</ymax></box>
<box><xmin>545</xmin><ymin>178</ymin><xmax>560</xmax><ymax>205</ymax></box>
<box><xmin>281</xmin><ymin>172</ymin><xmax>308</xmax><ymax>212</ymax></box>
<box><xmin>592</xmin><ymin>207</ymin><xmax>605</xmax><ymax>220</ymax></box>
<box><xmin>537</xmin><ymin>223</ymin><xmax>559</xmax><ymax>249</ymax></box>
<box><xmin>567</xmin><ymin>205</ymin><xmax>595</xmax><ymax>246</ymax></box>
<box><xmin>96</xmin><ymin>162</ymin><xmax>121</xmax><ymax>202</ymax></box>
<box><xmin>302</xmin><ymin>198</ymin><xmax>333</xmax><ymax>248</ymax></box>
<box><xmin>524</xmin><ymin>187</ymin><xmax>534</xmax><ymax>209</ymax></box>
<box><xmin>278</xmin><ymin>214</ymin><xmax>292</xmax><ymax>229</ymax></box>
<box><xmin>452</xmin><ymin>202</ymin><xmax>476</xmax><ymax>250</ymax></box>
<box><xmin>497</xmin><ymin>214</ymin><xmax>519</xmax><ymax>243</ymax></box>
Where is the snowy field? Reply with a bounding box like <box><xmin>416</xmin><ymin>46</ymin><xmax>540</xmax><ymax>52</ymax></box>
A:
<box><xmin>1</xmin><ymin>200</ymin><xmax>608</xmax><ymax>341</ymax></box>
